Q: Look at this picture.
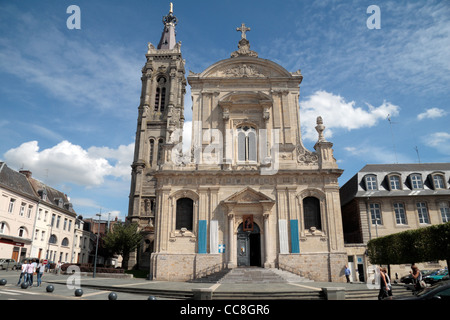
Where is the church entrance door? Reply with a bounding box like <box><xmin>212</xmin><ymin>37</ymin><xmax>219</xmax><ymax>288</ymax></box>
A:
<box><xmin>237</xmin><ymin>222</ymin><xmax>261</xmax><ymax>267</ymax></box>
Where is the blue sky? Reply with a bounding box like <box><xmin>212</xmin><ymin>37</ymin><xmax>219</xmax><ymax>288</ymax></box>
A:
<box><xmin>0</xmin><ymin>0</ymin><xmax>449</xmax><ymax>221</ymax></box>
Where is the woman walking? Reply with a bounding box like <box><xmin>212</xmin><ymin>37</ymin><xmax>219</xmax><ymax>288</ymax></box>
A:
<box><xmin>36</xmin><ymin>259</ymin><xmax>46</xmax><ymax>287</ymax></box>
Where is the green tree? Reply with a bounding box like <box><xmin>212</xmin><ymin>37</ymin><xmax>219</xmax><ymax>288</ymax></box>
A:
<box><xmin>103</xmin><ymin>222</ymin><xmax>142</xmax><ymax>270</ymax></box>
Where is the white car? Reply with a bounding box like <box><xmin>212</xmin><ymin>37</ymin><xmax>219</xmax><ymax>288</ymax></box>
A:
<box><xmin>0</xmin><ymin>258</ymin><xmax>18</xmax><ymax>270</ymax></box>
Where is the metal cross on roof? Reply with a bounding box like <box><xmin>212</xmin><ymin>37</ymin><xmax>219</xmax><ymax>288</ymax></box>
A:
<box><xmin>236</xmin><ymin>23</ymin><xmax>251</xmax><ymax>39</ymax></box>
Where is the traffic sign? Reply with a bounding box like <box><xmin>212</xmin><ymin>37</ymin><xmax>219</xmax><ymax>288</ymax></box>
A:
<box><xmin>43</xmin><ymin>259</ymin><xmax>48</xmax><ymax>265</ymax></box>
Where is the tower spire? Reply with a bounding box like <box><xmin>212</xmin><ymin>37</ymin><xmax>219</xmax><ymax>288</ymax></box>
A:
<box><xmin>157</xmin><ymin>3</ymin><xmax>178</xmax><ymax>49</ymax></box>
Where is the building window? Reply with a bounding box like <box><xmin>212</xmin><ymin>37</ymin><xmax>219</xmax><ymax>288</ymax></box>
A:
<box><xmin>237</xmin><ymin>125</ymin><xmax>257</xmax><ymax>162</ymax></box>
<box><xmin>41</xmin><ymin>231</ymin><xmax>45</xmax><ymax>241</ymax></box>
<box><xmin>369</xmin><ymin>203</ymin><xmax>382</xmax><ymax>225</ymax></box>
<box><xmin>411</xmin><ymin>174</ymin><xmax>423</xmax><ymax>189</ymax></box>
<box><xmin>0</xmin><ymin>222</ymin><xmax>6</xmax><ymax>234</ymax></box>
<box><xmin>394</xmin><ymin>203</ymin><xmax>407</xmax><ymax>225</ymax></box>
<box><xmin>19</xmin><ymin>203</ymin><xmax>25</xmax><ymax>216</ymax></box>
<box><xmin>389</xmin><ymin>175</ymin><xmax>401</xmax><ymax>190</ymax></box>
<box><xmin>303</xmin><ymin>197</ymin><xmax>322</xmax><ymax>230</ymax></box>
<box><xmin>64</xmin><ymin>218</ymin><xmax>67</xmax><ymax>230</ymax></box>
<box><xmin>18</xmin><ymin>226</ymin><xmax>25</xmax><ymax>238</ymax></box>
<box><xmin>27</xmin><ymin>206</ymin><xmax>32</xmax><ymax>218</ymax></box>
<box><xmin>154</xmin><ymin>77</ymin><xmax>166</xmax><ymax>112</ymax></box>
<box><xmin>68</xmin><ymin>220</ymin><xmax>72</xmax><ymax>232</ymax></box>
<box><xmin>56</xmin><ymin>216</ymin><xmax>61</xmax><ymax>228</ymax></box>
<box><xmin>432</xmin><ymin>174</ymin><xmax>445</xmax><ymax>189</ymax></box>
<box><xmin>62</xmin><ymin>238</ymin><xmax>69</xmax><ymax>247</ymax></box>
<box><xmin>176</xmin><ymin>198</ymin><xmax>194</xmax><ymax>231</ymax></box>
<box><xmin>440</xmin><ymin>202</ymin><xmax>450</xmax><ymax>223</ymax></box>
<box><xmin>8</xmin><ymin>198</ymin><xmax>15</xmax><ymax>213</ymax></box>
<box><xmin>365</xmin><ymin>175</ymin><xmax>378</xmax><ymax>190</ymax></box>
<box><xmin>149</xmin><ymin>139</ymin><xmax>155</xmax><ymax>166</ymax></box>
<box><xmin>49</xmin><ymin>234</ymin><xmax>57</xmax><ymax>244</ymax></box>
<box><xmin>416</xmin><ymin>202</ymin><xmax>430</xmax><ymax>224</ymax></box>
<box><xmin>157</xmin><ymin>138</ymin><xmax>164</xmax><ymax>165</ymax></box>
<box><xmin>35</xmin><ymin>229</ymin><xmax>39</xmax><ymax>240</ymax></box>
<box><xmin>38</xmin><ymin>208</ymin><xmax>42</xmax><ymax>220</ymax></box>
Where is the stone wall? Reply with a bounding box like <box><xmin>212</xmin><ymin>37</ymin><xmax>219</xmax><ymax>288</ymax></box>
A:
<box><xmin>278</xmin><ymin>252</ymin><xmax>347</xmax><ymax>282</ymax></box>
<box><xmin>151</xmin><ymin>253</ymin><xmax>224</xmax><ymax>281</ymax></box>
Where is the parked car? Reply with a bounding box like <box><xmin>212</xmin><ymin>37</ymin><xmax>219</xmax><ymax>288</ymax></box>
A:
<box><xmin>424</xmin><ymin>269</ymin><xmax>449</xmax><ymax>285</ymax></box>
<box><xmin>16</xmin><ymin>258</ymin><xmax>40</xmax><ymax>269</ymax></box>
<box><xmin>384</xmin><ymin>280</ymin><xmax>450</xmax><ymax>300</ymax></box>
<box><xmin>0</xmin><ymin>258</ymin><xmax>17</xmax><ymax>270</ymax></box>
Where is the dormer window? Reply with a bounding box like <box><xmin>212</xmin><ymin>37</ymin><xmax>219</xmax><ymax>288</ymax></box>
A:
<box><xmin>410</xmin><ymin>174</ymin><xmax>423</xmax><ymax>189</ymax></box>
<box><xmin>432</xmin><ymin>173</ymin><xmax>446</xmax><ymax>189</ymax></box>
<box><xmin>365</xmin><ymin>175</ymin><xmax>378</xmax><ymax>190</ymax></box>
<box><xmin>388</xmin><ymin>174</ymin><xmax>401</xmax><ymax>190</ymax></box>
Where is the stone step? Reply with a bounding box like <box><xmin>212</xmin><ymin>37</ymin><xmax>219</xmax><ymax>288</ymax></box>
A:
<box><xmin>269</xmin><ymin>268</ymin><xmax>315</xmax><ymax>283</ymax></box>
<box><xmin>219</xmin><ymin>267</ymin><xmax>313</xmax><ymax>284</ymax></box>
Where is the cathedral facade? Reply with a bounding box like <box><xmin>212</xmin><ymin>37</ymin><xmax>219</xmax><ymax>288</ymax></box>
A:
<box><xmin>127</xmin><ymin>6</ymin><xmax>346</xmax><ymax>282</ymax></box>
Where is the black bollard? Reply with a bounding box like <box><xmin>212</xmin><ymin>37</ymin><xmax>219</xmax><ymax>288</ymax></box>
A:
<box><xmin>74</xmin><ymin>288</ymin><xmax>83</xmax><ymax>297</ymax></box>
<box><xmin>108</xmin><ymin>292</ymin><xmax>118</xmax><ymax>300</ymax></box>
<box><xmin>46</xmin><ymin>285</ymin><xmax>54</xmax><ymax>292</ymax></box>
<box><xmin>21</xmin><ymin>282</ymin><xmax>28</xmax><ymax>289</ymax></box>
<box><xmin>148</xmin><ymin>295</ymin><xmax>157</xmax><ymax>300</ymax></box>
<box><xmin>0</xmin><ymin>279</ymin><xmax>7</xmax><ymax>286</ymax></box>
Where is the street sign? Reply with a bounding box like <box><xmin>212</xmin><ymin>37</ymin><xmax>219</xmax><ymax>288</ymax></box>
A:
<box><xmin>43</xmin><ymin>259</ymin><xmax>48</xmax><ymax>265</ymax></box>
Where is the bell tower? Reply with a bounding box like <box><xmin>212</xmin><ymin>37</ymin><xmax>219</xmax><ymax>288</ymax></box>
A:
<box><xmin>127</xmin><ymin>3</ymin><xmax>186</xmax><ymax>269</ymax></box>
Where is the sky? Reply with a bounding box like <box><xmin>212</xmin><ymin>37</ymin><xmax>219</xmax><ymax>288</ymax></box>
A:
<box><xmin>0</xmin><ymin>0</ymin><xmax>449</xmax><ymax>221</ymax></box>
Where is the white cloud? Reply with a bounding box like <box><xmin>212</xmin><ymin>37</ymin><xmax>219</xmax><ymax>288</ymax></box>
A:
<box><xmin>426</xmin><ymin>132</ymin><xmax>450</xmax><ymax>155</ymax></box>
<box><xmin>300</xmin><ymin>90</ymin><xmax>400</xmax><ymax>141</ymax></box>
<box><xmin>417</xmin><ymin>108</ymin><xmax>448</xmax><ymax>120</ymax></box>
<box><xmin>3</xmin><ymin>140</ymin><xmax>134</xmax><ymax>187</ymax></box>
<box><xmin>344</xmin><ymin>145</ymin><xmax>412</xmax><ymax>164</ymax></box>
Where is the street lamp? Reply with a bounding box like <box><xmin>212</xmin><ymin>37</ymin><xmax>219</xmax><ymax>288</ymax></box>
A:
<box><xmin>93</xmin><ymin>212</ymin><xmax>101</xmax><ymax>278</ymax></box>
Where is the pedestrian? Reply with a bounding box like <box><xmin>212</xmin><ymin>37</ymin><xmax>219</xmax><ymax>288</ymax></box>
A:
<box><xmin>344</xmin><ymin>265</ymin><xmax>351</xmax><ymax>283</ymax></box>
<box><xmin>383</xmin><ymin>267</ymin><xmax>393</xmax><ymax>297</ymax></box>
<box><xmin>16</xmin><ymin>259</ymin><xmax>28</xmax><ymax>286</ymax></box>
<box><xmin>36</xmin><ymin>259</ymin><xmax>46</xmax><ymax>287</ymax></box>
<box><xmin>377</xmin><ymin>267</ymin><xmax>390</xmax><ymax>300</ymax></box>
<box><xmin>410</xmin><ymin>265</ymin><xmax>424</xmax><ymax>294</ymax></box>
<box><xmin>26</xmin><ymin>259</ymin><xmax>35</xmax><ymax>287</ymax></box>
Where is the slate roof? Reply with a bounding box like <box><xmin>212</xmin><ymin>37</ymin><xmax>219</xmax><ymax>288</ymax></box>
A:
<box><xmin>340</xmin><ymin>163</ymin><xmax>450</xmax><ymax>206</ymax></box>
<box><xmin>0</xmin><ymin>162</ymin><xmax>38</xmax><ymax>200</ymax></box>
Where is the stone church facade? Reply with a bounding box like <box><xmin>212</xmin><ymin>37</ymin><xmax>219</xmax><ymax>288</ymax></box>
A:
<box><xmin>127</xmin><ymin>6</ymin><xmax>346</xmax><ymax>282</ymax></box>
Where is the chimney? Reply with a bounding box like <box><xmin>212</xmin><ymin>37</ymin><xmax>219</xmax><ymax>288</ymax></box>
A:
<box><xmin>20</xmin><ymin>170</ymin><xmax>32</xmax><ymax>178</ymax></box>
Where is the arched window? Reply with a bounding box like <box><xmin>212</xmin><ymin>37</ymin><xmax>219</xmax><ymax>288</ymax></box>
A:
<box><xmin>237</xmin><ymin>125</ymin><xmax>257</xmax><ymax>162</ymax></box>
<box><xmin>49</xmin><ymin>234</ymin><xmax>57</xmax><ymax>244</ymax></box>
<box><xmin>149</xmin><ymin>139</ymin><xmax>155</xmax><ymax>166</ymax></box>
<box><xmin>176</xmin><ymin>198</ymin><xmax>194</xmax><ymax>231</ymax></box>
<box><xmin>157</xmin><ymin>138</ymin><xmax>164</xmax><ymax>165</ymax></box>
<box><xmin>154</xmin><ymin>77</ymin><xmax>166</xmax><ymax>112</ymax></box>
<box><xmin>303</xmin><ymin>197</ymin><xmax>321</xmax><ymax>230</ymax></box>
<box><xmin>62</xmin><ymin>237</ymin><xmax>69</xmax><ymax>247</ymax></box>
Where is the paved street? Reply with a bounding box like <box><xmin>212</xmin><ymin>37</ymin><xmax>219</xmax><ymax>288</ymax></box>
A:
<box><xmin>0</xmin><ymin>270</ymin><xmax>161</xmax><ymax>300</ymax></box>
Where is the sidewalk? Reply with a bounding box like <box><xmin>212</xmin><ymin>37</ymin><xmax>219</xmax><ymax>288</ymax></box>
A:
<box><xmin>0</xmin><ymin>269</ymin><xmax>411</xmax><ymax>300</ymax></box>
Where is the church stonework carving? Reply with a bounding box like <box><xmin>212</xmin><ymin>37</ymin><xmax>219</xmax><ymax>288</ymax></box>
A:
<box><xmin>128</xmin><ymin>6</ymin><xmax>346</xmax><ymax>283</ymax></box>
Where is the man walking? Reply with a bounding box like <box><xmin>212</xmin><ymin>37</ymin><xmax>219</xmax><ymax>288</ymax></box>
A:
<box><xmin>345</xmin><ymin>265</ymin><xmax>351</xmax><ymax>283</ymax></box>
<box><xmin>16</xmin><ymin>259</ymin><xmax>28</xmax><ymax>286</ymax></box>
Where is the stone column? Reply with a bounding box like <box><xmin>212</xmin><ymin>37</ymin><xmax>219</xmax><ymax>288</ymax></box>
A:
<box><xmin>227</xmin><ymin>206</ymin><xmax>236</xmax><ymax>268</ymax></box>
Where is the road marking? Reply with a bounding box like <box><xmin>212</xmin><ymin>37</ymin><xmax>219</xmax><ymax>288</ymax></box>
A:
<box><xmin>81</xmin><ymin>290</ymin><xmax>111</xmax><ymax>297</ymax></box>
<box><xmin>3</xmin><ymin>288</ymin><xmax>41</xmax><ymax>295</ymax></box>
<box><xmin>113</xmin><ymin>282</ymin><xmax>152</xmax><ymax>287</ymax></box>
<box><xmin>0</xmin><ymin>290</ymin><xmax>21</xmax><ymax>296</ymax></box>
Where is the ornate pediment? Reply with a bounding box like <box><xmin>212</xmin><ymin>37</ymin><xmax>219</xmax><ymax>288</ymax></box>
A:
<box><xmin>223</xmin><ymin>187</ymin><xmax>274</xmax><ymax>204</ymax></box>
